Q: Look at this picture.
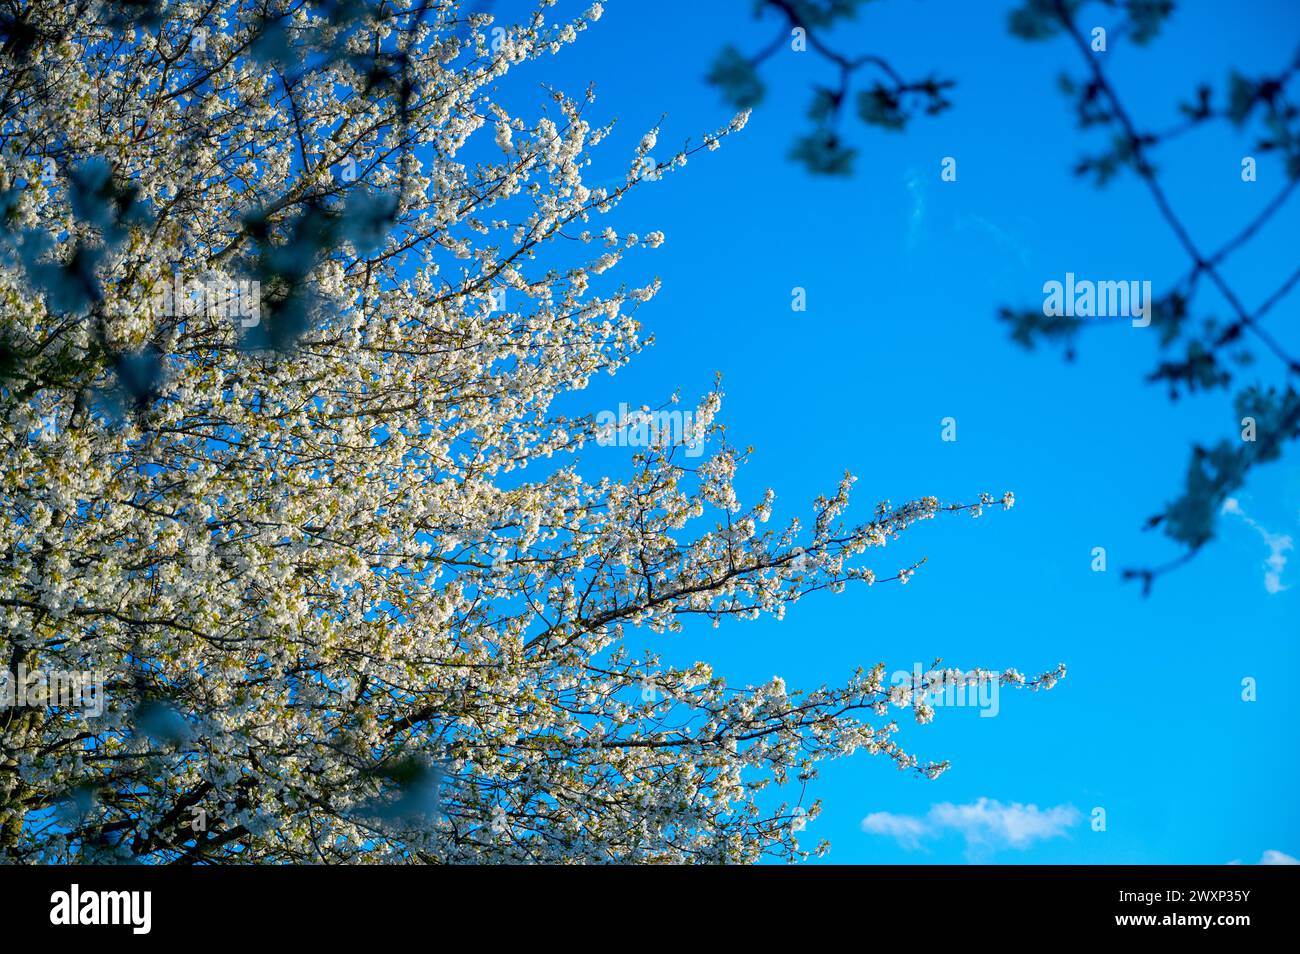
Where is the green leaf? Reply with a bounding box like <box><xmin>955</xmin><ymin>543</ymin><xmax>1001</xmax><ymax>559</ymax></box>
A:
<box><xmin>706</xmin><ymin>46</ymin><xmax>765</xmax><ymax>109</ymax></box>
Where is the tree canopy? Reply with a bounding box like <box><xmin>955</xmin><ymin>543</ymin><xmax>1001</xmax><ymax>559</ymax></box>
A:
<box><xmin>0</xmin><ymin>0</ymin><xmax>1060</xmax><ymax>864</ymax></box>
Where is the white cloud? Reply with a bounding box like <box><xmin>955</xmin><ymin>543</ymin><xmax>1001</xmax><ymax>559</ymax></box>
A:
<box><xmin>903</xmin><ymin>168</ymin><xmax>926</xmax><ymax>249</ymax></box>
<box><xmin>861</xmin><ymin>797</ymin><xmax>1080</xmax><ymax>856</ymax></box>
<box><xmin>954</xmin><ymin>213</ymin><xmax>1032</xmax><ymax>268</ymax></box>
<box><xmin>860</xmin><ymin>811</ymin><xmax>931</xmax><ymax>849</ymax></box>
<box><xmin>1221</xmin><ymin>497</ymin><xmax>1293</xmax><ymax>594</ymax></box>
<box><xmin>1227</xmin><ymin>849</ymin><xmax>1297</xmax><ymax>865</ymax></box>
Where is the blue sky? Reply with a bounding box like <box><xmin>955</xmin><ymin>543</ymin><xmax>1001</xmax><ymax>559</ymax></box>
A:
<box><xmin>514</xmin><ymin>0</ymin><xmax>1300</xmax><ymax>863</ymax></box>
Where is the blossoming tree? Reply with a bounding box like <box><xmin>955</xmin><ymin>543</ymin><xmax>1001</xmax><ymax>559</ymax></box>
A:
<box><xmin>0</xmin><ymin>0</ymin><xmax>1061</xmax><ymax>863</ymax></box>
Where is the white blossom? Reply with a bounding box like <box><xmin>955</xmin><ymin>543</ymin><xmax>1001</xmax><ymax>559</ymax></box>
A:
<box><xmin>0</xmin><ymin>0</ymin><xmax>1057</xmax><ymax>866</ymax></box>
